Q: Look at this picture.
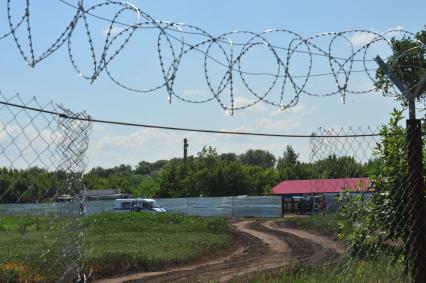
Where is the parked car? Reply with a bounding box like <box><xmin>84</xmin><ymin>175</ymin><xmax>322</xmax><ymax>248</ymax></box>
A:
<box><xmin>114</xmin><ymin>198</ymin><xmax>166</xmax><ymax>212</ymax></box>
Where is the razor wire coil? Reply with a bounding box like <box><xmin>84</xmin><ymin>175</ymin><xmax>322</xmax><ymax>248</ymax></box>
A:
<box><xmin>2</xmin><ymin>0</ymin><xmax>425</xmax><ymax>113</ymax></box>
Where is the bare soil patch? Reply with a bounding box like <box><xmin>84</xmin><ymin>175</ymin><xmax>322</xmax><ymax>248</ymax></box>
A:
<box><xmin>95</xmin><ymin>219</ymin><xmax>343</xmax><ymax>283</ymax></box>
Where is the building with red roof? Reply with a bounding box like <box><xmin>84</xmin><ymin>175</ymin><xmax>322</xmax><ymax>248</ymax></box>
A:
<box><xmin>272</xmin><ymin>177</ymin><xmax>370</xmax><ymax>196</ymax></box>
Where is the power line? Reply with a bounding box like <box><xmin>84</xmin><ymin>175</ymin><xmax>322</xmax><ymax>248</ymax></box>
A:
<box><xmin>0</xmin><ymin>100</ymin><xmax>381</xmax><ymax>138</ymax></box>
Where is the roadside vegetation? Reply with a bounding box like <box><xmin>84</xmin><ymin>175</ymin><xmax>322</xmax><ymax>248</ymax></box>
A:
<box><xmin>246</xmin><ymin>259</ymin><xmax>407</xmax><ymax>283</ymax></box>
<box><xmin>242</xmin><ymin>214</ymin><xmax>408</xmax><ymax>283</ymax></box>
<box><xmin>281</xmin><ymin>214</ymin><xmax>340</xmax><ymax>236</ymax></box>
<box><xmin>0</xmin><ymin>212</ymin><xmax>230</xmax><ymax>282</ymax></box>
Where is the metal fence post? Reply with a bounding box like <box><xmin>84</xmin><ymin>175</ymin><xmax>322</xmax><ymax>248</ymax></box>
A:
<box><xmin>406</xmin><ymin>119</ymin><xmax>426</xmax><ymax>283</ymax></box>
<box><xmin>375</xmin><ymin>55</ymin><xmax>426</xmax><ymax>282</ymax></box>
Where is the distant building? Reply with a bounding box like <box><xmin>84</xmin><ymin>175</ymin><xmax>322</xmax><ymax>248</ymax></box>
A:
<box><xmin>83</xmin><ymin>189</ymin><xmax>132</xmax><ymax>201</ymax></box>
<box><xmin>272</xmin><ymin>177</ymin><xmax>370</xmax><ymax>196</ymax></box>
<box><xmin>272</xmin><ymin>178</ymin><xmax>370</xmax><ymax>215</ymax></box>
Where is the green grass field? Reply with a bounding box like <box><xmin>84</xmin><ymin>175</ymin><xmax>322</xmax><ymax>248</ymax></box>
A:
<box><xmin>0</xmin><ymin>213</ymin><xmax>410</xmax><ymax>282</ymax></box>
<box><xmin>0</xmin><ymin>212</ymin><xmax>230</xmax><ymax>282</ymax></box>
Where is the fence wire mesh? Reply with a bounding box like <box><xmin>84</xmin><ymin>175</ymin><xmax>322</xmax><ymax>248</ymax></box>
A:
<box><xmin>300</xmin><ymin>122</ymin><xmax>426</xmax><ymax>283</ymax></box>
<box><xmin>0</xmin><ymin>92</ymin><xmax>92</xmax><ymax>282</ymax></box>
<box><xmin>1</xmin><ymin>2</ymin><xmax>425</xmax><ymax>281</ymax></box>
<box><xmin>1</xmin><ymin>90</ymin><xmax>426</xmax><ymax>282</ymax></box>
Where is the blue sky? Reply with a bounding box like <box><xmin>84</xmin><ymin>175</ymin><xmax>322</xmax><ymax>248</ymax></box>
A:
<box><xmin>0</xmin><ymin>0</ymin><xmax>425</xmax><ymax>168</ymax></box>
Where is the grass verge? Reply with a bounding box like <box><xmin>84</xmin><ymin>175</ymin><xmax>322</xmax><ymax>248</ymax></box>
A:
<box><xmin>0</xmin><ymin>212</ymin><xmax>230</xmax><ymax>282</ymax></box>
<box><xmin>281</xmin><ymin>214</ymin><xmax>340</xmax><ymax>237</ymax></box>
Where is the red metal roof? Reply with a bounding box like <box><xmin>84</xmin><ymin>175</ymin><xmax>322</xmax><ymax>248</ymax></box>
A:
<box><xmin>272</xmin><ymin>178</ymin><xmax>369</xmax><ymax>195</ymax></box>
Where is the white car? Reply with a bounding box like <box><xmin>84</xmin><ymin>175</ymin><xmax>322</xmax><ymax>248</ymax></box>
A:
<box><xmin>114</xmin><ymin>198</ymin><xmax>166</xmax><ymax>212</ymax></box>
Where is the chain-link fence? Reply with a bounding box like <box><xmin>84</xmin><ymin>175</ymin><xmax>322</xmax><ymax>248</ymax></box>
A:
<box><xmin>0</xmin><ymin>92</ymin><xmax>92</xmax><ymax>282</ymax></box>
<box><xmin>1</xmin><ymin>1</ymin><xmax>425</xmax><ymax>280</ymax></box>
<box><xmin>301</xmin><ymin>119</ymin><xmax>426</xmax><ymax>283</ymax></box>
<box><xmin>1</xmin><ymin>90</ymin><xmax>425</xmax><ymax>282</ymax></box>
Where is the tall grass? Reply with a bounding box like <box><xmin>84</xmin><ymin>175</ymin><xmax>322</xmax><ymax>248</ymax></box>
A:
<box><xmin>247</xmin><ymin>259</ymin><xmax>408</xmax><ymax>283</ymax></box>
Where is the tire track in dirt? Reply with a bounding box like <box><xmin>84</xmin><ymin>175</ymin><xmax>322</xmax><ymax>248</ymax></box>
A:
<box><xmin>262</xmin><ymin>220</ymin><xmax>345</xmax><ymax>265</ymax></box>
<box><xmin>132</xmin><ymin>220</ymin><xmax>296</xmax><ymax>282</ymax></box>
<box><xmin>94</xmin><ymin>219</ymin><xmax>343</xmax><ymax>283</ymax></box>
<box><xmin>265</xmin><ymin>220</ymin><xmax>346</xmax><ymax>256</ymax></box>
<box><xmin>95</xmin><ymin>220</ymin><xmax>267</xmax><ymax>283</ymax></box>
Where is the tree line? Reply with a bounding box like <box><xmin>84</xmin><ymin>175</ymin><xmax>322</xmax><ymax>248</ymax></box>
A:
<box><xmin>0</xmin><ymin>145</ymin><xmax>372</xmax><ymax>203</ymax></box>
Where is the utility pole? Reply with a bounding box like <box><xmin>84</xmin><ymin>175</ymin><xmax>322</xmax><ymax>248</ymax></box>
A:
<box><xmin>375</xmin><ymin>55</ymin><xmax>426</xmax><ymax>283</ymax></box>
<box><xmin>183</xmin><ymin>138</ymin><xmax>188</xmax><ymax>161</ymax></box>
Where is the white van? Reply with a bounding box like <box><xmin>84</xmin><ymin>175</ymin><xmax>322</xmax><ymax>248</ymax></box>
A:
<box><xmin>114</xmin><ymin>198</ymin><xmax>166</xmax><ymax>212</ymax></box>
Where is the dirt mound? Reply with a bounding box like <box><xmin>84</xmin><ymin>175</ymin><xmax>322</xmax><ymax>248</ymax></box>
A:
<box><xmin>95</xmin><ymin>219</ymin><xmax>343</xmax><ymax>283</ymax></box>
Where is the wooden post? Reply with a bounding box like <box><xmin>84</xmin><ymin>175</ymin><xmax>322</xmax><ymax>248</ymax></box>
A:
<box><xmin>183</xmin><ymin>138</ymin><xmax>188</xmax><ymax>161</ymax></box>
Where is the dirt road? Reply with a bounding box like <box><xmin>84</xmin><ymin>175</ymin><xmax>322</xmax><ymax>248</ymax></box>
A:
<box><xmin>95</xmin><ymin>219</ymin><xmax>344</xmax><ymax>283</ymax></box>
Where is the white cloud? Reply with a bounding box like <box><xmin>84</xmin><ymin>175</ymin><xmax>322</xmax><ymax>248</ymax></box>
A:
<box><xmin>0</xmin><ymin>121</ymin><xmax>57</xmax><ymax>145</ymax></box>
<box><xmin>0</xmin><ymin>121</ymin><xmax>16</xmax><ymax>142</ymax></box>
<box><xmin>0</xmin><ymin>121</ymin><xmax>64</xmax><ymax>169</ymax></box>
<box><xmin>182</xmin><ymin>88</ymin><xmax>209</xmax><ymax>97</ymax></box>
<box><xmin>270</xmin><ymin>104</ymin><xmax>309</xmax><ymax>116</ymax></box>
<box><xmin>385</xmin><ymin>25</ymin><xmax>404</xmax><ymax>38</ymax></box>
<box><xmin>225</xmin><ymin>96</ymin><xmax>268</xmax><ymax>117</ymax></box>
<box><xmin>232</xmin><ymin>96</ymin><xmax>253</xmax><ymax>108</ymax></box>
<box><xmin>350</xmin><ymin>26</ymin><xmax>405</xmax><ymax>47</ymax></box>
<box><xmin>95</xmin><ymin>128</ymin><xmax>175</xmax><ymax>151</ymax></box>
<box><xmin>86</xmin><ymin>114</ymin><xmax>310</xmax><ymax>168</ymax></box>
<box><xmin>350</xmin><ymin>32</ymin><xmax>377</xmax><ymax>47</ymax></box>
<box><xmin>84</xmin><ymin>96</ymin><xmax>318</xmax><ymax>168</ymax></box>
<box><xmin>255</xmin><ymin>118</ymin><xmax>302</xmax><ymax>131</ymax></box>
<box><xmin>102</xmin><ymin>26</ymin><xmax>125</xmax><ymax>37</ymax></box>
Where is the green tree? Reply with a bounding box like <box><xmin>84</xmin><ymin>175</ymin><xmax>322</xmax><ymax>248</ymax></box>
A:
<box><xmin>132</xmin><ymin>176</ymin><xmax>160</xmax><ymax>197</ymax></box>
<box><xmin>277</xmin><ymin>145</ymin><xmax>303</xmax><ymax>180</ymax></box>
<box><xmin>313</xmin><ymin>155</ymin><xmax>367</xmax><ymax>179</ymax></box>
<box><xmin>375</xmin><ymin>27</ymin><xmax>426</xmax><ymax>103</ymax></box>
<box><xmin>239</xmin><ymin>149</ymin><xmax>276</xmax><ymax>168</ymax></box>
<box><xmin>339</xmin><ymin>110</ymin><xmax>426</xmax><ymax>270</ymax></box>
<box><xmin>277</xmin><ymin>145</ymin><xmax>299</xmax><ymax>167</ymax></box>
<box><xmin>135</xmin><ymin>160</ymin><xmax>167</xmax><ymax>175</ymax></box>
<box><xmin>219</xmin><ymin>153</ymin><xmax>238</xmax><ymax>162</ymax></box>
<box><xmin>245</xmin><ymin>166</ymin><xmax>279</xmax><ymax>195</ymax></box>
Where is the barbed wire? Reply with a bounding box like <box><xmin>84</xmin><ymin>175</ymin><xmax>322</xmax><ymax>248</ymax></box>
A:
<box><xmin>1</xmin><ymin>0</ymin><xmax>425</xmax><ymax>113</ymax></box>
